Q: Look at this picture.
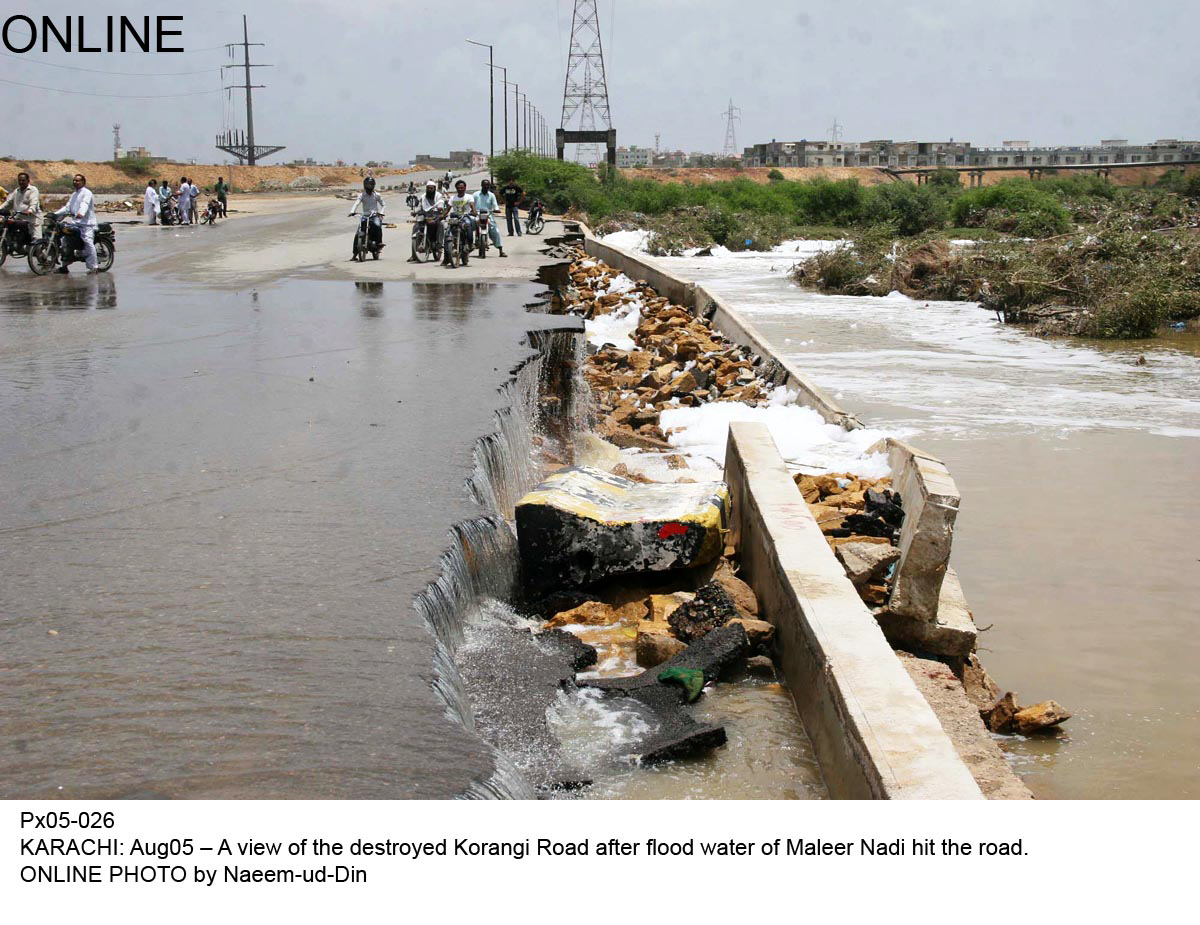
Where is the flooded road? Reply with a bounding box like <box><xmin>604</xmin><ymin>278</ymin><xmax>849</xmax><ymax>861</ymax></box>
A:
<box><xmin>0</xmin><ymin>205</ymin><xmax>564</xmax><ymax>798</ymax></box>
<box><xmin>635</xmin><ymin>240</ymin><xmax>1200</xmax><ymax>799</ymax></box>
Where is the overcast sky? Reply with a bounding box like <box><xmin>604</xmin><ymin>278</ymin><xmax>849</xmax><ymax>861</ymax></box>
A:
<box><xmin>2</xmin><ymin>0</ymin><xmax>1197</xmax><ymax>165</ymax></box>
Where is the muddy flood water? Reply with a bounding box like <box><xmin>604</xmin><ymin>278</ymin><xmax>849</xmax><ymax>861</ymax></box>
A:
<box><xmin>0</xmin><ymin>272</ymin><xmax>561</xmax><ymax>798</ymax></box>
<box><xmin>638</xmin><ymin>240</ymin><xmax>1200</xmax><ymax>799</ymax></box>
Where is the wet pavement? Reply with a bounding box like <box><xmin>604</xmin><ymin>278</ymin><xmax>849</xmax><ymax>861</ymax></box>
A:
<box><xmin>0</xmin><ymin>201</ymin><xmax>568</xmax><ymax>798</ymax></box>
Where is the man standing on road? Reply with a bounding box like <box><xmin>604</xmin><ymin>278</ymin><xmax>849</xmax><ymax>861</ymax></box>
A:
<box><xmin>1</xmin><ymin>171</ymin><xmax>41</xmax><ymax>247</ymax></box>
<box><xmin>53</xmin><ymin>173</ymin><xmax>96</xmax><ymax>273</ymax></box>
<box><xmin>500</xmin><ymin>179</ymin><xmax>524</xmax><ymax>237</ymax></box>
<box><xmin>176</xmin><ymin>177</ymin><xmax>193</xmax><ymax>225</ymax></box>
<box><xmin>215</xmin><ymin>176</ymin><xmax>229</xmax><ymax>217</ymax></box>
<box><xmin>143</xmin><ymin>179</ymin><xmax>159</xmax><ymax>225</ymax></box>
<box><xmin>188</xmin><ymin>178</ymin><xmax>200</xmax><ymax>224</ymax></box>
<box><xmin>473</xmin><ymin>179</ymin><xmax>506</xmax><ymax>258</ymax></box>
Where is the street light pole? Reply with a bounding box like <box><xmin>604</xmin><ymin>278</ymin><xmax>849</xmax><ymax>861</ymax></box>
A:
<box><xmin>487</xmin><ymin>64</ymin><xmax>508</xmax><ymax>153</ymax></box>
<box><xmin>512</xmin><ymin>83</ymin><xmax>520</xmax><ymax>150</ymax></box>
<box><xmin>466</xmin><ymin>40</ymin><xmax>494</xmax><ymax>176</ymax></box>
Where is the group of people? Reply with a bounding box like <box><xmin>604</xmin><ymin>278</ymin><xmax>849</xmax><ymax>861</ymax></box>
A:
<box><xmin>143</xmin><ymin>176</ymin><xmax>229</xmax><ymax>225</ymax></box>
<box><xmin>405</xmin><ymin>177</ymin><xmax>509</xmax><ymax>266</ymax></box>
<box><xmin>1</xmin><ymin>171</ymin><xmax>99</xmax><ymax>272</ymax></box>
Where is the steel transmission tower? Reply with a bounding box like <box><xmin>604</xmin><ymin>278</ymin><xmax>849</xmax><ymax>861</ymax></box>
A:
<box><xmin>721</xmin><ymin>100</ymin><xmax>741</xmax><ymax>158</ymax></box>
<box><xmin>560</xmin><ymin>0</ymin><xmax>613</xmax><ymax>164</ymax></box>
<box><xmin>215</xmin><ymin>15</ymin><xmax>285</xmax><ymax>166</ymax></box>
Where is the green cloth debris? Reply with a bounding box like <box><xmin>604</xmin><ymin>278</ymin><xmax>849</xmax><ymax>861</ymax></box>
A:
<box><xmin>657</xmin><ymin>667</ymin><xmax>705</xmax><ymax>703</ymax></box>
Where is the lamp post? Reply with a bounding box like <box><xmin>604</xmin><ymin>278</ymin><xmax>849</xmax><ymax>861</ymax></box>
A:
<box><xmin>511</xmin><ymin>83</ymin><xmax>520</xmax><ymax>150</ymax></box>
<box><xmin>487</xmin><ymin>63</ymin><xmax>509</xmax><ymax>153</ymax></box>
<box><xmin>466</xmin><ymin>40</ymin><xmax>494</xmax><ymax>176</ymax></box>
<box><xmin>516</xmin><ymin>91</ymin><xmax>527</xmax><ymax>152</ymax></box>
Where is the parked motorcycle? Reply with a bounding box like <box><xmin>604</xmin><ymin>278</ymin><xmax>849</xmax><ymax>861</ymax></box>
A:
<box><xmin>525</xmin><ymin>198</ymin><xmax>545</xmax><ymax>235</ymax></box>
<box><xmin>0</xmin><ymin>210</ymin><xmax>36</xmax><ymax>266</ymax></box>
<box><xmin>351</xmin><ymin>211</ymin><xmax>384</xmax><ymax>262</ymax></box>
<box><xmin>28</xmin><ymin>215</ymin><xmax>116</xmax><ymax>275</ymax></box>
<box><xmin>410</xmin><ymin>208</ymin><xmax>442</xmax><ymax>263</ymax></box>
<box><xmin>200</xmin><ymin>199</ymin><xmax>221</xmax><ymax>225</ymax></box>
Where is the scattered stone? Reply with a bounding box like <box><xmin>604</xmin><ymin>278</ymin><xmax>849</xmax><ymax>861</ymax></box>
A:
<box><xmin>668</xmin><ymin>582</ymin><xmax>739</xmax><ymax>643</ymax></box>
<box><xmin>544</xmin><ymin>599</ymin><xmax>646</xmax><ymax>629</ymax></box>
<box><xmin>960</xmin><ymin>654</ymin><xmax>1000</xmax><ymax>711</ymax></box>
<box><xmin>729</xmin><ymin>617</ymin><xmax>775</xmax><ymax>653</ymax></box>
<box><xmin>708</xmin><ymin>558</ymin><xmax>760</xmax><ymax>618</ymax></box>
<box><xmin>1013</xmin><ymin>701</ymin><xmax>1071</xmax><ymax>735</ymax></box>
<box><xmin>636</xmin><ymin>632</ymin><xmax>687</xmax><ymax>667</ymax></box>
<box><xmin>981</xmin><ymin>691</ymin><xmax>1019</xmax><ymax>734</ymax></box>
<box><xmin>665</xmin><ymin>454</ymin><xmax>689</xmax><ymax>470</ymax></box>
<box><xmin>836</xmin><ymin>541</ymin><xmax>901</xmax><ymax>591</ymax></box>
<box><xmin>746</xmin><ymin>655</ymin><xmax>776</xmax><ymax>678</ymax></box>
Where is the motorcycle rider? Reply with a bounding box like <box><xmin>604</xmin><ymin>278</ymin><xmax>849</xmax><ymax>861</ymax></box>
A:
<box><xmin>473</xmin><ymin>178</ymin><xmax>506</xmax><ymax>258</ymax></box>
<box><xmin>409</xmin><ymin>180</ymin><xmax>446</xmax><ymax>263</ymax></box>
<box><xmin>53</xmin><ymin>173</ymin><xmax>97</xmax><ymax>273</ymax></box>
<box><xmin>442</xmin><ymin>178</ymin><xmax>477</xmax><ymax>267</ymax></box>
<box><xmin>0</xmin><ymin>172</ymin><xmax>41</xmax><ymax>249</ymax></box>
<box><xmin>349</xmin><ymin>176</ymin><xmax>386</xmax><ymax>257</ymax></box>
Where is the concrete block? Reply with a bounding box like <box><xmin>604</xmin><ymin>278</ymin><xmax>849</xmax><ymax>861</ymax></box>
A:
<box><xmin>724</xmin><ymin>422</ymin><xmax>982</xmax><ymax>800</ymax></box>
<box><xmin>515</xmin><ymin>466</ymin><xmax>728</xmax><ymax>589</ymax></box>
<box><xmin>870</xmin><ymin>437</ymin><xmax>961</xmax><ymax>623</ymax></box>
<box><xmin>875</xmin><ymin>567</ymin><xmax>978</xmax><ymax>658</ymax></box>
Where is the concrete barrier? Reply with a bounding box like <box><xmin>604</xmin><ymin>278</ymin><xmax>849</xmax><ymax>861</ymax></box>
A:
<box><xmin>724</xmin><ymin>422</ymin><xmax>983</xmax><ymax>799</ymax></box>
<box><xmin>574</xmin><ymin>228</ymin><xmax>959</xmax><ymax>632</ymax></box>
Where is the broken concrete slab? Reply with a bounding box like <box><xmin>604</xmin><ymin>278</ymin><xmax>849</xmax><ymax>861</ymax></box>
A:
<box><xmin>515</xmin><ymin>466</ymin><xmax>729</xmax><ymax>590</ymax></box>
<box><xmin>870</xmin><ymin>437</ymin><xmax>960</xmax><ymax>623</ymax></box>
<box><xmin>836</xmin><ymin>541</ymin><xmax>901</xmax><ymax>590</ymax></box>
<box><xmin>667</xmin><ymin>582</ymin><xmax>739</xmax><ymax>643</ymax></box>
<box><xmin>875</xmin><ymin>566</ymin><xmax>978</xmax><ymax>658</ymax></box>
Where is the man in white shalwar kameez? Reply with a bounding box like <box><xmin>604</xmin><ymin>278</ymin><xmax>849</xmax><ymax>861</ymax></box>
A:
<box><xmin>176</xmin><ymin>177</ymin><xmax>193</xmax><ymax>224</ymax></box>
<box><xmin>143</xmin><ymin>181</ymin><xmax>160</xmax><ymax>225</ymax></box>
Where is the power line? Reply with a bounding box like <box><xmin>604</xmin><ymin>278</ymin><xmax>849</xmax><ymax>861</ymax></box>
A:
<box><xmin>0</xmin><ymin>76</ymin><xmax>221</xmax><ymax>99</ymax></box>
<box><xmin>0</xmin><ymin>49</ymin><xmax>218</xmax><ymax>76</ymax></box>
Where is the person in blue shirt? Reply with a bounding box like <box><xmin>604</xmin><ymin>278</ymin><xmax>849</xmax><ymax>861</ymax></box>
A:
<box><xmin>472</xmin><ymin>179</ymin><xmax>506</xmax><ymax>257</ymax></box>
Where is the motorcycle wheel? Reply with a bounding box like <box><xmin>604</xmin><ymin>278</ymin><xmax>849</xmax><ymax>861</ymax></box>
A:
<box><xmin>528</xmin><ymin>216</ymin><xmax>545</xmax><ymax>234</ymax></box>
<box><xmin>478</xmin><ymin>233</ymin><xmax>486</xmax><ymax>259</ymax></box>
<box><xmin>0</xmin><ymin>243</ymin><xmax>6</xmax><ymax>267</ymax></box>
<box><xmin>28</xmin><ymin>241</ymin><xmax>55</xmax><ymax>275</ymax></box>
<box><xmin>95</xmin><ymin>239</ymin><xmax>115</xmax><ymax>272</ymax></box>
<box><xmin>372</xmin><ymin>247</ymin><xmax>380</xmax><ymax>261</ymax></box>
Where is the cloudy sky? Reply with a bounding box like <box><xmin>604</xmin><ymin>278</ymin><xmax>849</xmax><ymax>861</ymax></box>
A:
<box><xmin>2</xmin><ymin>0</ymin><xmax>1197</xmax><ymax>165</ymax></box>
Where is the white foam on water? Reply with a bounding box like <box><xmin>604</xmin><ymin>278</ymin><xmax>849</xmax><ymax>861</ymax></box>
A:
<box><xmin>659</xmin><ymin>387</ymin><xmax>895</xmax><ymax>477</ymax></box>
<box><xmin>546</xmin><ymin>687</ymin><xmax>657</xmax><ymax>770</ymax></box>
<box><xmin>584</xmin><ymin>299</ymin><xmax>641</xmax><ymax>351</ymax></box>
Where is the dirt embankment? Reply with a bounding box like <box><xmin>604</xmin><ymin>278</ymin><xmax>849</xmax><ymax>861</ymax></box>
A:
<box><xmin>0</xmin><ymin>159</ymin><xmax>430</xmax><ymax>194</ymax></box>
<box><xmin>897</xmin><ymin>162</ymin><xmax>1200</xmax><ymax>188</ymax></box>
<box><xmin>618</xmin><ymin>166</ymin><xmax>895</xmax><ymax>186</ymax></box>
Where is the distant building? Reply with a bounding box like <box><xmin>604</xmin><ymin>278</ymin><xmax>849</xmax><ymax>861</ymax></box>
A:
<box><xmin>745</xmin><ymin>137</ymin><xmax>1200</xmax><ymax>169</ymax></box>
<box><xmin>616</xmin><ymin>145</ymin><xmax>653</xmax><ymax>167</ymax></box>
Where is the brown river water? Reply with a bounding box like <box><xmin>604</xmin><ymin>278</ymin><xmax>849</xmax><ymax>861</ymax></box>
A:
<box><xmin>635</xmin><ymin>240</ymin><xmax>1200</xmax><ymax>799</ymax></box>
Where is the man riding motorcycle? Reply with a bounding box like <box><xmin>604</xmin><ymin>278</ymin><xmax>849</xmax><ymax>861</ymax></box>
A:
<box><xmin>0</xmin><ymin>171</ymin><xmax>40</xmax><ymax>251</ymax></box>
<box><xmin>409</xmin><ymin>180</ymin><xmax>447</xmax><ymax>263</ymax></box>
<box><xmin>473</xmin><ymin>179</ymin><xmax>506</xmax><ymax>258</ymax></box>
<box><xmin>442</xmin><ymin>179</ymin><xmax>477</xmax><ymax>267</ymax></box>
<box><xmin>53</xmin><ymin>173</ymin><xmax>97</xmax><ymax>273</ymax></box>
<box><xmin>349</xmin><ymin>176</ymin><xmax>386</xmax><ymax>258</ymax></box>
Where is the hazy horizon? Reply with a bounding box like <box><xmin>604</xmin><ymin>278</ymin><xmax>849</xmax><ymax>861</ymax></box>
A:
<box><xmin>0</xmin><ymin>0</ymin><xmax>1196</xmax><ymax>165</ymax></box>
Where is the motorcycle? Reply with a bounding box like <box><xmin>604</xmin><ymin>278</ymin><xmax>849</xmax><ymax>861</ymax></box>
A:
<box><xmin>0</xmin><ymin>210</ymin><xmax>36</xmax><ymax>266</ymax></box>
<box><xmin>525</xmin><ymin>198</ymin><xmax>545</xmax><ymax>235</ymax></box>
<box><xmin>410</xmin><ymin>208</ymin><xmax>442</xmax><ymax>263</ymax></box>
<box><xmin>351</xmin><ymin>210</ymin><xmax>384</xmax><ymax>262</ymax></box>
<box><xmin>28</xmin><ymin>214</ymin><xmax>115</xmax><ymax>275</ymax></box>
<box><xmin>476</xmin><ymin>210</ymin><xmax>492</xmax><ymax>259</ymax></box>
<box><xmin>200</xmin><ymin>199</ymin><xmax>221</xmax><ymax>225</ymax></box>
<box><xmin>444</xmin><ymin>213</ymin><xmax>473</xmax><ymax>268</ymax></box>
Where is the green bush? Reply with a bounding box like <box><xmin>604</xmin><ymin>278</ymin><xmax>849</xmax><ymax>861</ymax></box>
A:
<box><xmin>767</xmin><ymin>168</ymin><xmax>784</xmax><ymax>182</ymax></box>
<box><xmin>111</xmin><ymin>156</ymin><xmax>153</xmax><ymax>177</ymax></box>
<box><xmin>865</xmin><ymin>182</ymin><xmax>948</xmax><ymax>235</ymax></box>
<box><xmin>950</xmin><ymin>179</ymin><xmax>1071</xmax><ymax>237</ymax></box>
<box><xmin>927</xmin><ymin>168</ymin><xmax>961</xmax><ymax>190</ymax></box>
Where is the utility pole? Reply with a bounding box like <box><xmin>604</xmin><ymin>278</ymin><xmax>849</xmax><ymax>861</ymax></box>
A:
<box><xmin>828</xmin><ymin>116</ymin><xmax>843</xmax><ymax>143</ymax></box>
<box><xmin>560</xmin><ymin>0</ymin><xmax>614</xmax><ymax>164</ymax></box>
<box><xmin>489</xmin><ymin>64</ymin><xmax>509</xmax><ymax>153</ymax></box>
<box><xmin>721</xmin><ymin>100</ymin><xmax>741</xmax><ymax>158</ymax></box>
<box><xmin>467</xmin><ymin>40</ymin><xmax>494</xmax><ymax>174</ymax></box>
<box><xmin>512</xmin><ymin>83</ymin><xmax>520</xmax><ymax>149</ymax></box>
<box><xmin>112</xmin><ymin>124</ymin><xmax>121</xmax><ymax>160</ymax></box>
<box><xmin>216</xmin><ymin>15</ymin><xmax>284</xmax><ymax>165</ymax></box>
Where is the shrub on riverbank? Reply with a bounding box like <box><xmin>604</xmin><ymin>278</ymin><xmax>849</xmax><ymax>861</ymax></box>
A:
<box><xmin>791</xmin><ymin>227</ymin><xmax>1200</xmax><ymax>338</ymax></box>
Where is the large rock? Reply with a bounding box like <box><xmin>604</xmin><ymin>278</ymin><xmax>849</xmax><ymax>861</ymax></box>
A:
<box><xmin>729</xmin><ymin>617</ymin><xmax>775</xmax><ymax>653</ymax></box>
<box><xmin>1013</xmin><ymin>701</ymin><xmax>1071</xmax><ymax>735</ymax></box>
<box><xmin>707</xmin><ymin>558</ymin><xmax>759</xmax><ymax>617</ymax></box>
<box><xmin>636</xmin><ymin>633</ymin><xmax>687</xmax><ymax>667</ymax></box>
<box><xmin>836</xmin><ymin>541</ymin><xmax>901</xmax><ymax>590</ymax></box>
<box><xmin>981</xmin><ymin>691</ymin><xmax>1019</xmax><ymax>734</ymax></box>
<box><xmin>515</xmin><ymin>466</ymin><xmax>729</xmax><ymax>590</ymax></box>
<box><xmin>668</xmin><ymin>582</ymin><xmax>739</xmax><ymax>643</ymax></box>
<box><xmin>544</xmin><ymin>599</ymin><xmax>646</xmax><ymax>629</ymax></box>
